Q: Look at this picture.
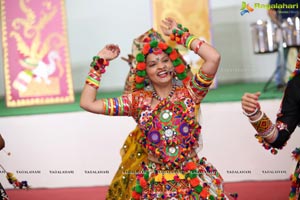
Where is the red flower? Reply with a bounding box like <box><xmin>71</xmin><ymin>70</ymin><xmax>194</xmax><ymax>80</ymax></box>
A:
<box><xmin>185</xmin><ymin>162</ymin><xmax>197</xmax><ymax>170</ymax></box>
<box><xmin>213</xmin><ymin>178</ymin><xmax>221</xmax><ymax>185</ymax></box>
<box><xmin>136</xmin><ymin>62</ymin><xmax>146</xmax><ymax>70</ymax></box>
<box><xmin>190</xmin><ymin>177</ymin><xmax>200</xmax><ymax>187</ymax></box>
<box><xmin>142</xmin><ymin>43</ymin><xmax>151</xmax><ymax>55</ymax></box>
<box><xmin>175</xmin><ymin>64</ymin><xmax>185</xmax><ymax>73</ymax></box>
<box><xmin>174</xmin><ymin>175</ymin><xmax>180</xmax><ymax>182</ymax></box>
<box><xmin>143</xmin><ymin>37</ymin><xmax>151</xmax><ymax>43</ymax></box>
<box><xmin>135</xmin><ymin>75</ymin><xmax>145</xmax><ymax>83</ymax></box>
<box><xmin>182</xmin><ymin>76</ymin><xmax>190</xmax><ymax>85</ymax></box>
<box><xmin>170</xmin><ymin>33</ymin><xmax>176</xmax><ymax>41</ymax></box>
<box><xmin>169</xmin><ymin>50</ymin><xmax>178</xmax><ymax>61</ymax></box>
<box><xmin>158</xmin><ymin>42</ymin><xmax>168</xmax><ymax>50</ymax></box>
<box><xmin>131</xmin><ymin>191</ymin><xmax>141</xmax><ymax>199</ymax></box>
<box><xmin>200</xmin><ymin>189</ymin><xmax>209</xmax><ymax>198</ymax></box>
<box><xmin>139</xmin><ymin>177</ymin><xmax>147</xmax><ymax>188</ymax></box>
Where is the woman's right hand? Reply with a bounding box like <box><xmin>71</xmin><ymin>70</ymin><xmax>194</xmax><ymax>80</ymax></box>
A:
<box><xmin>241</xmin><ymin>92</ymin><xmax>261</xmax><ymax>114</ymax></box>
<box><xmin>97</xmin><ymin>44</ymin><xmax>120</xmax><ymax>61</ymax></box>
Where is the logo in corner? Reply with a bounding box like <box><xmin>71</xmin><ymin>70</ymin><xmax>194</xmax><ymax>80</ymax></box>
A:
<box><xmin>240</xmin><ymin>1</ymin><xmax>254</xmax><ymax>16</ymax></box>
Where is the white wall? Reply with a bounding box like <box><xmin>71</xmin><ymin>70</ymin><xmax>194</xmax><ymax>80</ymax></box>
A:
<box><xmin>0</xmin><ymin>0</ymin><xmax>286</xmax><ymax>97</ymax></box>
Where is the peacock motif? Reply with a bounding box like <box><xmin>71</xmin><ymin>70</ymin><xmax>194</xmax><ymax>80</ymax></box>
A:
<box><xmin>10</xmin><ymin>0</ymin><xmax>65</xmax><ymax>93</ymax></box>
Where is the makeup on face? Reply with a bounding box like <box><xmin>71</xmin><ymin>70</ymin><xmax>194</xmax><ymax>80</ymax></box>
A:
<box><xmin>146</xmin><ymin>53</ymin><xmax>174</xmax><ymax>84</ymax></box>
<box><xmin>146</xmin><ymin>54</ymin><xmax>171</xmax><ymax>69</ymax></box>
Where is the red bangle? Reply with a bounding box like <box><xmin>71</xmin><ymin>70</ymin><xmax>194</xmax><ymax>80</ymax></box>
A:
<box><xmin>195</xmin><ymin>40</ymin><xmax>205</xmax><ymax>53</ymax></box>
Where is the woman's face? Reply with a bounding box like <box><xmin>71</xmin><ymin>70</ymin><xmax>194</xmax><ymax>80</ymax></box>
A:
<box><xmin>145</xmin><ymin>51</ymin><xmax>173</xmax><ymax>87</ymax></box>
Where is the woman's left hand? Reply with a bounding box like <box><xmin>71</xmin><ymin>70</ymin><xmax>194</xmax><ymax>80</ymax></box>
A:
<box><xmin>241</xmin><ymin>92</ymin><xmax>261</xmax><ymax>114</ymax></box>
<box><xmin>97</xmin><ymin>44</ymin><xmax>120</xmax><ymax>61</ymax></box>
<box><xmin>160</xmin><ymin>17</ymin><xmax>178</xmax><ymax>36</ymax></box>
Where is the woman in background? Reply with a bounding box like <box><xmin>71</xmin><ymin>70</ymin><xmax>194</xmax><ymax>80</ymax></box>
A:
<box><xmin>241</xmin><ymin>53</ymin><xmax>300</xmax><ymax>200</ymax></box>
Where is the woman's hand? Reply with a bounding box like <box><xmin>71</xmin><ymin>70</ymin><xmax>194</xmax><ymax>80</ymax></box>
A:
<box><xmin>121</xmin><ymin>54</ymin><xmax>135</xmax><ymax>67</ymax></box>
<box><xmin>160</xmin><ymin>17</ymin><xmax>178</xmax><ymax>37</ymax></box>
<box><xmin>241</xmin><ymin>92</ymin><xmax>261</xmax><ymax>114</ymax></box>
<box><xmin>0</xmin><ymin>134</ymin><xmax>5</xmax><ymax>150</ymax></box>
<box><xmin>97</xmin><ymin>44</ymin><xmax>120</xmax><ymax>61</ymax></box>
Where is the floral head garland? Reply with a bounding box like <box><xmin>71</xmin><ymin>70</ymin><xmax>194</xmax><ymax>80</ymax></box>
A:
<box><xmin>134</xmin><ymin>39</ymin><xmax>190</xmax><ymax>89</ymax></box>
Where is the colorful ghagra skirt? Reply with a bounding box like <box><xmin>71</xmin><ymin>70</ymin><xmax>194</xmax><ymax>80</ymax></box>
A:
<box><xmin>131</xmin><ymin>157</ymin><xmax>228</xmax><ymax>200</ymax></box>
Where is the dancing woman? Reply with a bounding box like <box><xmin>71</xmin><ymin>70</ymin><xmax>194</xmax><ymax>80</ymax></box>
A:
<box><xmin>81</xmin><ymin>17</ymin><xmax>227</xmax><ymax>199</ymax></box>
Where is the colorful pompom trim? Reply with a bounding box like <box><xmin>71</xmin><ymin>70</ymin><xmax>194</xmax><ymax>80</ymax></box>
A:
<box><xmin>292</xmin><ymin>148</ymin><xmax>300</xmax><ymax>161</ymax></box>
<box><xmin>254</xmin><ymin>134</ymin><xmax>283</xmax><ymax>155</ymax></box>
<box><xmin>90</xmin><ymin>56</ymin><xmax>109</xmax><ymax>74</ymax></box>
<box><xmin>289</xmin><ymin>148</ymin><xmax>300</xmax><ymax>200</ymax></box>
<box><xmin>6</xmin><ymin>172</ymin><xmax>29</xmax><ymax>190</ymax></box>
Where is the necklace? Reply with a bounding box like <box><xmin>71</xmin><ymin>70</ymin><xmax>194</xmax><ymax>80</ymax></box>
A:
<box><xmin>152</xmin><ymin>85</ymin><xmax>176</xmax><ymax>101</ymax></box>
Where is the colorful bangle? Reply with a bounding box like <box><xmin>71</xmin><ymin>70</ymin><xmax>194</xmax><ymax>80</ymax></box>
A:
<box><xmin>258</xmin><ymin>124</ymin><xmax>276</xmax><ymax>138</ymax></box>
<box><xmin>251</xmin><ymin>112</ymin><xmax>281</xmax><ymax>154</ymax></box>
<box><xmin>191</xmin><ymin>77</ymin><xmax>210</xmax><ymax>91</ymax></box>
<box><xmin>194</xmin><ymin>40</ymin><xmax>205</xmax><ymax>53</ymax></box>
<box><xmin>85</xmin><ymin>76</ymin><xmax>100</xmax><ymax>89</ymax></box>
<box><xmin>102</xmin><ymin>97</ymin><xmax>130</xmax><ymax>116</ymax></box>
<box><xmin>181</xmin><ymin>32</ymin><xmax>190</xmax><ymax>45</ymax></box>
<box><xmin>85</xmin><ymin>56</ymin><xmax>109</xmax><ymax>89</ymax></box>
<box><xmin>263</xmin><ymin>127</ymin><xmax>278</xmax><ymax>141</ymax></box>
<box><xmin>196</xmin><ymin>73</ymin><xmax>213</xmax><ymax>85</ymax></box>
<box><xmin>185</xmin><ymin>35</ymin><xmax>196</xmax><ymax>48</ymax></box>
<box><xmin>187</xmin><ymin>36</ymin><xmax>197</xmax><ymax>50</ymax></box>
<box><xmin>198</xmin><ymin>70</ymin><xmax>214</xmax><ymax>81</ymax></box>
<box><xmin>250</xmin><ymin>112</ymin><xmax>272</xmax><ymax>132</ymax></box>
<box><xmin>104</xmin><ymin>99</ymin><xmax>109</xmax><ymax>115</ymax></box>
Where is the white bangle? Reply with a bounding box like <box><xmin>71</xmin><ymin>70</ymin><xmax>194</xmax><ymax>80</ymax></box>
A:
<box><xmin>243</xmin><ymin>108</ymin><xmax>258</xmax><ymax>117</ymax></box>
<box><xmin>249</xmin><ymin>111</ymin><xmax>264</xmax><ymax>123</ymax></box>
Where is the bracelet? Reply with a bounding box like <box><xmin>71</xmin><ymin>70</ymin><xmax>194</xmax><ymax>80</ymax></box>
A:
<box><xmin>170</xmin><ymin>24</ymin><xmax>190</xmax><ymax>46</ymax></box>
<box><xmin>248</xmin><ymin>111</ymin><xmax>263</xmax><ymax>123</ymax></box>
<box><xmin>85</xmin><ymin>76</ymin><xmax>100</xmax><ymax>89</ymax></box>
<box><xmin>187</xmin><ymin>36</ymin><xmax>197</xmax><ymax>50</ymax></box>
<box><xmin>170</xmin><ymin>29</ymin><xmax>185</xmax><ymax>44</ymax></box>
<box><xmin>251</xmin><ymin>112</ymin><xmax>281</xmax><ymax>155</ymax></box>
<box><xmin>250</xmin><ymin>112</ymin><xmax>273</xmax><ymax>136</ymax></box>
<box><xmin>194</xmin><ymin>40</ymin><xmax>205</xmax><ymax>53</ymax></box>
<box><xmin>258</xmin><ymin>124</ymin><xmax>275</xmax><ymax>138</ymax></box>
<box><xmin>90</xmin><ymin>56</ymin><xmax>109</xmax><ymax>73</ymax></box>
<box><xmin>181</xmin><ymin>32</ymin><xmax>190</xmax><ymax>46</ymax></box>
<box><xmin>85</xmin><ymin>56</ymin><xmax>109</xmax><ymax>89</ymax></box>
<box><xmin>243</xmin><ymin>107</ymin><xmax>259</xmax><ymax>117</ymax></box>
<box><xmin>263</xmin><ymin>127</ymin><xmax>278</xmax><ymax>141</ymax></box>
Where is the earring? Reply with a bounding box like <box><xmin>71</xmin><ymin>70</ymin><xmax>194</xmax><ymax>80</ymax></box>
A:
<box><xmin>174</xmin><ymin>71</ymin><xmax>178</xmax><ymax>80</ymax></box>
<box><xmin>173</xmin><ymin>70</ymin><xmax>177</xmax><ymax>78</ymax></box>
<box><xmin>145</xmin><ymin>77</ymin><xmax>153</xmax><ymax>91</ymax></box>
